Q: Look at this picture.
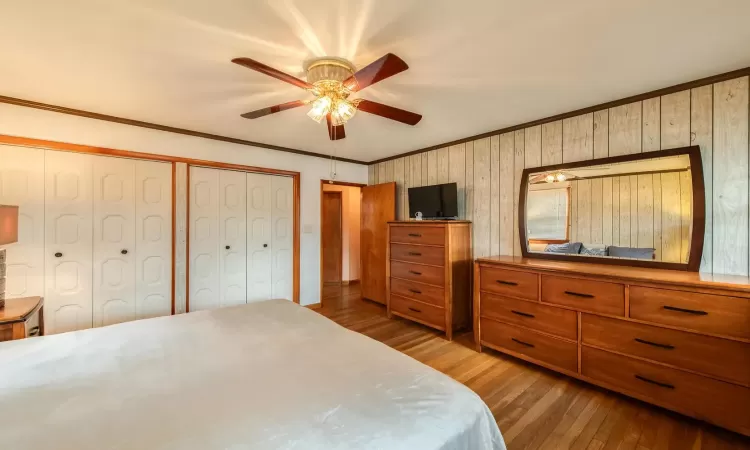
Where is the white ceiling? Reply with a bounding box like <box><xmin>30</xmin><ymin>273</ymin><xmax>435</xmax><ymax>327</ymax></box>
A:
<box><xmin>1</xmin><ymin>0</ymin><xmax>748</xmax><ymax>163</ymax></box>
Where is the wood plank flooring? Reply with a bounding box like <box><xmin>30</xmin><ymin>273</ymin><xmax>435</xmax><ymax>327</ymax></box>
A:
<box><xmin>316</xmin><ymin>285</ymin><xmax>750</xmax><ymax>450</ymax></box>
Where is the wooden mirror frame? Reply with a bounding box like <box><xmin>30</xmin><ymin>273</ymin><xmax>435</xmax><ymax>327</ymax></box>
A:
<box><xmin>519</xmin><ymin>145</ymin><xmax>705</xmax><ymax>271</ymax></box>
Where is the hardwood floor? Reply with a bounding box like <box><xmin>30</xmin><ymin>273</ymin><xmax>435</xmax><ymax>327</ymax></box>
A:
<box><xmin>316</xmin><ymin>284</ymin><xmax>750</xmax><ymax>450</ymax></box>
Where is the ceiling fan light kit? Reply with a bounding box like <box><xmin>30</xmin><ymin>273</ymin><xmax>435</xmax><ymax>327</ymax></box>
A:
<box><xmin>232</xmin><ymin>53</ymin><xmax>422</xmax><ymax>142</ymax></box>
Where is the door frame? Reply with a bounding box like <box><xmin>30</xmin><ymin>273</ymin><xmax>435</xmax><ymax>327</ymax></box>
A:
<box><xmin>319</xmin><ymin>180</ymin><xmax>366</xmax><ymax>308</ymax></box>
<box><xmin>0</xmin><ymin>134</ymin><xmax>302</xmax><ymax>311</ymax></box>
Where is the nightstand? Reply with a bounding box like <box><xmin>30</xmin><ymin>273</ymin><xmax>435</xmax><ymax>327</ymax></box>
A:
<box><xmin>0</xmin><ymin>296</ymin><xmax>43</xmax><ymax>342</ymax></box>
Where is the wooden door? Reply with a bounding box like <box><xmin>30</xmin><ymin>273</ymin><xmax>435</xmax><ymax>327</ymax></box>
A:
<box><xmin>219</xmin><ymin>169</ymin><xmax>247</xmax><ymax>307</ymax></box>
<box><xmin>93</xmin><ymin>155</ymin><xmax>136</xmax><ymax>327</ymax></box>
<box><xmin>0</xmin><ymin>145</ymin><xmax>45</xmax><ymax>299</ymax></box>
<box><xmin>189</xmin><ymin>166</ymin><xmax>220</xmax><ymax>311</ymax></box>
<box><xmin>246</xmin><ymin>172</ymin><xmax>272</xmax><ymax>303</ymax></box>
<box><xmin>134</xmin><ymin>160</ymin><xmax>172</xmax><ymax>319</ymax></box>
<box><xmin>271</xmin><ymin>175</ymin><xmax>294</xmax><ymax>301</ymax></box>
<box><xmin>360</xmin><ymin>182</ymin><xmax>396</xmax><ymax>304</ymax></box>
<box><xmin>44</xmin><ymin>151</ymin><xmax>94</xmax><ymax>334</ymax></box>
<box><xmin>322</xmin><ymin>191</ymin><xmax>343</xmax><ymax>284</ymax></box>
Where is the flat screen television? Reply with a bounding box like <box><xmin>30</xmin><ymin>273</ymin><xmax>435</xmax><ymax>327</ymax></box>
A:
<box><xmin>407</xmin><ymin>183</ymin><xmax>458</xmax><ymax>219</ymax></box>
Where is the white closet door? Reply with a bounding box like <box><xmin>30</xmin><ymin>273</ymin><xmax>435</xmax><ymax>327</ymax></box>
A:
<box><xmin>45</xmin><ymin>151</ymin><xmax>94</xmax><ymax>334</ymax></box>
<box><xmin>219</xmin><ymin>170</ymin><xmax>247</xmax><ymax>307</ymax></box>
<box><xmin>246</xmin><ymin>173</ymin><xmax>272</xmax><ymax>303</ymax></box>
<box><xmin>0</xmin><ymin>145</ymin><xmax>45</xmax><ymax>299</ymax></box>
<box><xmin>271</xmin><ymin>176</ymin><xmax>294</xmax><ymax>301</ymax></box>
<box><xmin>93</xmin><ymin>156</ymin><xmax>136</xmax><ymax>327</ymax></box>
<box><xmin>135</xmin><ymin>160</ymin><xmax>173</xmax><ymax>319</ymax></box>
<box><xmin>189</xmin><ymin>166</ymin><xmax>220</xmax><ymax>311</ymax></box>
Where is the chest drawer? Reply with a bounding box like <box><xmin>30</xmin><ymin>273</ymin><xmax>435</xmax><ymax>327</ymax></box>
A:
<box><xmin>390</xmin><ymin>260</ymin><xmax>444</xmax><ymax>287</ymax></box>
<box><xmin>480</xmin><ymin>267</ymin><xmax>538</xmax><ymax>301</ymax></box>
<box><xmin>390</xmin><ymin>277</ymin><xmax>445</xmax><ymax>307</ymax></box>
<box><xmin>390</xmin><ymin>226</ymin><xmax>445</xmax><ymax>246</ymax></box>
<box><xmin>629</xmin><ymin>286</ymin><xmax>750</xmax><ymax>340</ymax></box>
<box><xmin>582</xmin><ymin>314</ymin><xmax>750</xmax><ymax>386</ymax></box>
<box><xmin>390</xmin><ymin>294</ymin><xmax>446</xmax><ymax>329</ymax></box>
<box><xmin>480</xmin><ymin>318</ymin><xmax>578</xmax><ymax>373</ymax></box>
<box><xmin>542</xmin><ymin>275</ymin><xmax>625</xmax><ymax>316</ymax></box>
<box><xmin>390</xmin><ymin>243</ymin><xmax>444</xmax><ymax>266</ymax></box>
<box><xmin>582</xmin><ymin>347</ymin><xmax>750</xmax><ymax>434</ymax></box>
<box><xmin>482</xmin><ymin>294</ymin><xmax>578</xmax><ymax>340</ymax></box>
<box><xmin>0</xmin><ymin>323</ymin><xmax>12</xmax><ymax>342</ymax></box>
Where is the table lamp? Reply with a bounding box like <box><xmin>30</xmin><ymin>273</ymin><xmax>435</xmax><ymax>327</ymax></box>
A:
<box><xmin>0</xmin><ymin>205</ymin><xmax>19</xmax><ymax>309</ymax></box>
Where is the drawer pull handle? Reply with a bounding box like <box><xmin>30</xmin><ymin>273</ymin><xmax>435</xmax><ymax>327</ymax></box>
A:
<box><xmin>663</xmin><ymin>305</ymin><xmax>707</xmax><ymax>316</ymax></box>
<box><xmin>496</xmin><ymin>280</ymin><xmax>518</xmax><ymax>286</ymax></box>
<box><xmin>635</xmin><ymin>375</ymin><xmax>674</xmax><ymax>389</ymax></box>
<box><xmin>634</xmin><ymin>338</ymin><xmax>675</xmax><ymax>350</ymax></box>
<box><xmin>409</xmin><ymin>289</ymin><xmax>422</xmax><ymax>294</ymax></box>
<box><xmin>409</xmin><ymin>270</ymin><xmax>422</xmax><ymax>276</ymax></box>
<box><xmin>29</xmin><ymin>326</ymin><xmax>40</xmax><ymax>336</ymax></box>
<box><xmin>408</xmin><ymin>252</ymin><xmax>422</xmax><ymax>256</ymax></box>
<box><xmin>408</xmin><ymin>233</ymin><xmax>422</xmax><ymax>237</ymax></box>
<box><xmin>564</xmin><ymin>291</ymin><xmax>594</xmax><ymax>298</ymax></box>
<box><xmin>511</xmin><ymin>310</ymin><xmax>535</xmax><ymax>318</ymax></box>
<box><xmin>511</xmin><ymin>338</ymin><xmax>535</xmax><ymax>348</ymax></box>
<box><xmin>408</xmin><ymin>307</ymin><xmax>422</xmax><ymax>313</ymax></box>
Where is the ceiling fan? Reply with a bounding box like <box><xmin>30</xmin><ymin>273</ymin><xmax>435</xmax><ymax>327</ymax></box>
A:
<box><xmin>232</xmin><ymin>54</ymin><xmax>422</xmax><ymax>140</ymax></box>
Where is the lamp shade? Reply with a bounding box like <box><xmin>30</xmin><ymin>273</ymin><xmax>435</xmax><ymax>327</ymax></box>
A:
<box><xmin>0</xmin><ymin>205</ymin><xmax>19</xmax><ymax>246</ymax></box>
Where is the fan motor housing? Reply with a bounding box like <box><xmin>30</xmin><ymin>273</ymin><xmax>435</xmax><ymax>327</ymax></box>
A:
<box><xmin>304</xmin><ymin>58</ymin><xmax>355</xmax><ymax>84</ymax></box>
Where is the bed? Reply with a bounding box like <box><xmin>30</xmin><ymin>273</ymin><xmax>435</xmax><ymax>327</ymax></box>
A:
<box><xmin>0</xmin><ymin>299</ymin><xmax>505</xmax><ymax>449</ymax></box>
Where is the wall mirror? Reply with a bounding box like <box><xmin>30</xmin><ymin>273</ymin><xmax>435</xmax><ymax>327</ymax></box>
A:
<box><xmin>519</xmin><ymin>146</ymin><xmax>705</xmax><ymax>271</ymax></box>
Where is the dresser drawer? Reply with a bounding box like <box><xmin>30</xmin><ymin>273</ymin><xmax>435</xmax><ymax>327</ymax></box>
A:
<box><xmin>390</xmin><ymin>243</ymin><xmax>444</xmax><ymax>266</ymax></box>
<box><xmin>390</xmin><ymin>260</ymin><xmax>444</xmax><ymax>287</ymax></box>
<box><xmin>542</xmin><ymin>275</ymin><xmax>625</xmax><ymax>316</ymax></box>
<box><xmin>390</xmin><ymin>226</ymin><xmax>445</xmax><ymax>246</ymax></box>
<box><xmin>481</xmin><ymin>318</ymin><xmax>578</xmax><ymax>373</ymax></box>
<box><xmin>390</xmin><ymin>294</ymin><xmax>446</xmax><ymax>329</ymax></box>
<box><xmin>582</xmin><ymin>347</ymin><xmax>750</xmax><ymax>434</ymax></box>
<box><xmin>0</xmin><ymin>323</ymin><xmax>12</xmax><ymax>342</ymax></box>
<box><xmin>480</xmin><ymin>267</ymin><xmax>538</xmax><ymax>301</ymax></box>
<box><xmin>629</xmin><ymin>286</ymin><xmax>750</xmax><ymax>340</ymax></box>
<box><xmin>390</xmin><ymin>277</ymin><xmax>445</xmax><ymax>307</ymax></box>
<box><xmin>581</xmin><ymin>314</ymin><xmax>750</xmax><ymax>386</ymax></box>
<box><xmin>481</xmin><ymin>293</ymin><xmax>578</xmax><ymax>340</ymax></box>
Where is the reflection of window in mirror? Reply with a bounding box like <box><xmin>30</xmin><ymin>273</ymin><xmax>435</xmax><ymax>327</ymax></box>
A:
<box><xmin>527</xmin><ymin>184</ymin><xmax>569</xmax><ymax>244</ymax></box>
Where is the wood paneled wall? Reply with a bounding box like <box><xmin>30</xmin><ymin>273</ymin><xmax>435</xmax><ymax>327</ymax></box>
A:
<box><xmin>369</xmin><ymin>76</ymin><xmax>750</xmax><ymax>275</ymax></box>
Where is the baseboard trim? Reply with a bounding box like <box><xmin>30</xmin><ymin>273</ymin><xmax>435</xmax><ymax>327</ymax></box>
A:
<box><xmin>305</xmin><ymin>303</ymin><xmax>322</xmax><ymax>310</ymax></box>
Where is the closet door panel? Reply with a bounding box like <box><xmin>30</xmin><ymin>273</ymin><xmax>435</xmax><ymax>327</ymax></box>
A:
<box><xmin>45</xmin><ymin>151</ymin><xmax>94</xmax><ymax>334</ymax></box>
<box><xmin>189</xmin><ymin>167</ymin><xmax>220</xmax><ymax>311</ymax></box>
<box><xmin>135</xmin><ymin>160</ymin><xmax>172</xmax><ymax>319</ymax></box>
<box><xmin>246</xmin><ymin>173</ymin><xmax>272</xmax><ymax>303</ymax></box>
<box><xmin>271</xmin><ymin>176</ymin><xmax>294</xmax><ymax>301</ymax></box>
<box><xmin>0</xmin><ymin>145</ymin><xmax>45</xmax><ymax>299</ymax></box>
<box><xmin>93</xmin><ymin>156</ymin><xmax>136</xmax><ymax>327</ymax></box>
<box><xmin>220</xmin><ymin>170</ymin><xmax>247</xmax><ymax>307</ymax></box>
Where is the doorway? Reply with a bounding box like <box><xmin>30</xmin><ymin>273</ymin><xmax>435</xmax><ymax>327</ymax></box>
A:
<box><xmin>320</xmin><ymin>180</ymin><xmax>365</xmax><ymax>308</ymax></box>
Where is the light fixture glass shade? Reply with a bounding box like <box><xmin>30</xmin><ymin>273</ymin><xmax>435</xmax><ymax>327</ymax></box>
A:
<box><xmin>330</xmin><ymin>99</ymin><xmax>356</xmax><ymax>126</ymax></box>
<box><xmin>307</xmin><ymin>96</ymin><xmax>332</xmax><ymax>123</ymax></box>
<box><xmin>0</xmin><ymin>205</ymin><xmax>19</xmax><ymax>245</ymax></box>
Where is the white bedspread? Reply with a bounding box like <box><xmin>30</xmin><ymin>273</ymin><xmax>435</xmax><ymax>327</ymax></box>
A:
<box><xmin>1</xmin><ymin>300</ymin><xmax>504</xmax><ymax>449</ymax></box>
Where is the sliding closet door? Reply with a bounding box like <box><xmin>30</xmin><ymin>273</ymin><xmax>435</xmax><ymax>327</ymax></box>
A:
<box><xmin>246</xmin><ymin>173</ymin><xmax>272</xmax><ymax>303</ymax></box>
<box><xmin>45</xmin><ymin>151</ymin><xmax>94</xmax><ymax>334</ymax></box>
<box><xmin>0</xmin><ymin>145</ymin><xmax>45</xmax><ymax>299</ymax></box>
<box><xmin>219</xmin><ymin>170</ymin><xmax>247</xmax><ymax>307</ymax></box>
<box><xmin>135</xmin><ymin>160</ymin><xmax>173</xmax><ymax>319</ymax></box>
<box><xmin>189</xmin><ymin>166</ymin><xmax>220</xmax><ymax>311</ymax></box>
<box><xmin>271</xmin><ymin>176</ymin><xmax>294</xmax><ymax>301</ymax></box>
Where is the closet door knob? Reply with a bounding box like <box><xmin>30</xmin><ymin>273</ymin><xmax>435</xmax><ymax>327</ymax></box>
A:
<box><xmin>121</xmin><ymin>249</ymin><xmax>128</xmax><ymax>255</ymax></box>
<box><xmin>54</xmin><ymin>252</ymin><xmax>63</xmax><ymax>258</ymax></box>
<box><xmin>263</xmin><ymin>244</ymin><xmax>268</xmax><ymax>248</ymax></box>
<box><xmin>225</xmin><ymin>245</ymin><xmax>231</xmax><ymax>250</ymax></box>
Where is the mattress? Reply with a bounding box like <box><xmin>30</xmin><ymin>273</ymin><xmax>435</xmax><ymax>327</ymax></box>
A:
<box><xmin>0</xmin><ymin>299</ymin><xmax>505</xmax><ymax>449</ymax></box>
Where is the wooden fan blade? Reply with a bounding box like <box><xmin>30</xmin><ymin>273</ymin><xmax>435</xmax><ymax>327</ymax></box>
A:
<box><xmin>241</xmin><ymin>100</ymin><xmax>307</xmax><ymax>119</ymax></box>
<box><xmin>326</xmin><ymin>114</ymin><xmax>346</xmax><ymax>140</ymax></box>
<box><xmin>356</xmin><ymin>100</ymin><xmax>422</xmax><ymax>126</ymax></box>
<box><xmin>343</xmin><ymin>53</ymin><xmax>408</xmax><ymax>92</ymax></box>
<box><xmin>232</xmin><ymin>58</ymin><xmax>314</xmax><ymax>90</ymax></box>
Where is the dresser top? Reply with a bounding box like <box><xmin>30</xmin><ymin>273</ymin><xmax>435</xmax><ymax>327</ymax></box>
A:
<box><xmin>477</xmin><ymin>255</ymin><xmax>750</xmax><ymax>293</ymax></box>
<box><xmin>0</xmin><ymin>296</ymin><xmax>43</xmax><ymax>323</ymax></box>
<box><xmin>388</xmin><ymin>220</ymin><xmax>472</xmax><ymax>224</ymax></box>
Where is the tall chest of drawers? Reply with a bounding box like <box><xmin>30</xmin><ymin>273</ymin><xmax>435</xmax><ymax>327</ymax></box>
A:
<box><xmin>474</xmin><ymin>256</ymin><xmax>750</xmax><ymax>436</ymax></box>
<box><xmin>386</xmin><ymin>221</ymin><xmax>472</xmax><ymax>340</ymax></box>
